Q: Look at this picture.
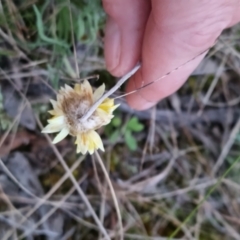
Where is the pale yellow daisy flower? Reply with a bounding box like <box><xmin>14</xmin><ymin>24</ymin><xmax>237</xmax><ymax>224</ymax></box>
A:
<box><xmin>42</xmin><ymin>80</ymin><xmax>119</xmax><ymax>154</ymax></box>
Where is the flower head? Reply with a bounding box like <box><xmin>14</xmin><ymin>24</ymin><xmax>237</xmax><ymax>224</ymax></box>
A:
<box><xmin>42</xmin><ymin>80</ymin><xmax>119</xmax><ymax>154</ymax></box>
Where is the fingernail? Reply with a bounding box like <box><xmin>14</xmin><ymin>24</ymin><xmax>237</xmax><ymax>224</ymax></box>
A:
<box><xmin>104</xmin><ymin>17</ymin><xmax>121</xmax><ymax>72</ymax></box>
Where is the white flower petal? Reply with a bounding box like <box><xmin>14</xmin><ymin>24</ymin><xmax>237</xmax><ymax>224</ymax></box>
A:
<box><xmin>75</xmin><ymin>131</ymin><xmax>104</xmax><ymax>154</ymax></box>
<box><xmin>64</xmin><ymin>84</ymin><xmax>73</xmax><ymax>93</ymax></box>
<box><xmin>77</xmin><ymin>145</ymin><xmax>88</xmax><ymax>155</ymax></box>
<box><xmin>47</xmin><ymin>115</ymin><xmax>65</xmax><ymax>125</ymax></box>
<box><xmin>74</xmin><ymin>84</ymin><xmax>81</xmax><ymax>94</ymax></box>
<box><xmin>48</xmin><ymin>108</ymin><xmax>63</xmax><ymax>116</ymax></box>
<box><xmin>109</xmin><ymin>103</ymin><xmax>120</xmax><ymax>113</ymax></box>
<box><xmin>76</xmin><ymin>134</ymin><xmax>88</xmax><ymax>154</ymax></box>
<box><xmin>52</xmin><ymin>128</ymin><xmax>69</xmax><ymax>144</ymax></box>
<box><xmin>88</xmin><ymin>147</ymin><xmax>94</xmax><ymax>155</ymax></box>
<box><xmin>95</xmin><ymin>109</ymin><xmax>113</xmax><ymax>125</ymax></box>
<box><xmin>81</xmin><ymin>146</ymin><xmax>88</xmax><ymax>155</ymax></box>
<box><xmin>48</xmin><ymin>110</ymin><xmax>56</xmax><ymax>115</ymax></box>
<box><xmin>88</xmin><ymin>130</ymin><xmax>104</xmax><ymax>152</ymax></box>
<box><xmin>57</xmin><ymin>94</ymin><xmax>63</xmax><ymax>102</ymax></box>
<box><xmin>82</xmin><ymin>80</ymin><xmax>92</xmax><ymax>95</ymax></box>
<box><xmin>42</xmin><ymin>123</ymin><xmax>63</xmax><ymax>133</ymax></box>
<box><xmin>93</xmin><ymin>84</ymin><xmax>105</xmax><ymax>102</ymax></box>
<box><xmin>50</xmin><ymin>99</ymin><xmax>58</xmax><ymax>109</ymax></box>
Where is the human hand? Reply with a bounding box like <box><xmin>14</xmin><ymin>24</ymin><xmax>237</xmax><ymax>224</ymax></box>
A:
<box><xmin>103</xmin><ymin>0</ymin><xmax>240</xmax><ymax>110</ymax></box>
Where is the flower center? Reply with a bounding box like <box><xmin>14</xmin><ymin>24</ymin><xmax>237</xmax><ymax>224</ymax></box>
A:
<box><xmin>61</xmin><ymin>93</ymin><xmax>94</xmax><ymax>134</ymax></box>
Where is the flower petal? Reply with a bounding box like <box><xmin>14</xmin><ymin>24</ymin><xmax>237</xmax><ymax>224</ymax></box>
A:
<box><xmin>74</xmin><ymin>84</ymin><xmax>81</xmax><ymax>94</ymax></box>
<box><xmin>47</xmin><ymin>115</ymin><xmax>65</xmax><ymax>125</ymax></box>
<box><xmin>48</xmin><ymin>110</ymin><xmax>62</xmax><ymax>117</ymax></box>
<box><xmin>75</xmin><ymin>131</ymin><xmax>104</xmax><ymax>154</ymax></box>
<box><xmin>57</xmin><ymin>93</ymin><xmax>63</xmax><ymax>103</ymax></box>
<box><xmin>64</xmin><ymin>84</ymin><xmax>73</xmax><ymax>93</ymax></box>
<box><xmin>76</xmin><ymin>134</ymin><xmax>88</xmax><ymax>154</ymax></box>
<box><xmin>77</xmin><ymin>144</ymin><xmax>88</xmax><ymax>155</ymax></box>
<box><xmin>88</xmin><ymin>130</ymin><xmax>104</xmax><ymax>152</ymax></box>
<box><xmin>50</xmin><ymin>99</ymin><xmax>58</xmax><ymax>109</ymax></box>
<box><xmin>98</xmin><ymin>98</ymin><xmax>115</xmax><ymax>113</ymax></box>
<box><xmin>93</xmin><ymin>84</ymin><xmax>105</xmax><ymax>102</ymax></box>
<box><xmin>88</xmin><ymin>140</ymin><xmax>95</xmax><ymax>154</ymax></box>
<box><xmin>48</xmin><ymin>110</ymin><xmax>56</xmax><ymax>115</ymax></box>
<box><xmin>110</xmin><ymin>103</ymin><xmax>120</xmax><ymax>112</ymax></box>
<box><xmin>82</xmin><ymin>80</ymin><xmax>92</xmax><ymax>95</ymax></box>
<box><xmin>42</xmin><ymin>123</ymin><xmax>63</xmax><ymax>133</ymax></box>
<box><xmin>103</xmin><ymin>98</ymin><xmax>114</xmax><ymax>105</ymax></box>
<box><xmin>95</xmin><ymin>108</ymin><xmax>112</xmax><ymax>125</ymax></box>
<box><xmin>52</xmin><ymin>127</ymin><xmax>69</xmax><ymax>144</ymax></box>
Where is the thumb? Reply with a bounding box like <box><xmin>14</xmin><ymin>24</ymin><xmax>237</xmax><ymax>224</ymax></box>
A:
<box><xmin>103</xmin><ymin>0</ymin><xmax>150</xmax><ymax>77</ymax></box>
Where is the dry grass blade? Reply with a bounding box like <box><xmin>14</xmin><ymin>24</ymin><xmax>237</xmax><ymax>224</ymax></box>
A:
<box><xmin>18</xmin><ymin>174</ymin><xmax>88</xmax><ymax>239</ymax></box>
<box><xmin>0</xmin><ymin>159</ymin><xmax>38</xmax><ymax>200</ymax></box>
<box><xmin>150</xmin><ymin>179</ymin><xmax>217</xmax><ymax>200</ymax></box>
<box><xmin>212</xmin><ymin>116</ymin><xmax>240</xmax><ymax>175</ymax></box>
<box><xmin>0</xmin><ymin>155</ymin><xmax>85</xmax><ymax>240</ymax></box>
<box><xmin>95</xmin><ymin>151</ymin><xmax>123</xmax><ymax>240</ymax></box>
<box><xmin>198</xmin><ymin>52</ymin><xmax>228</xmax><ymax>114</ymax></box>
<box><xmin>98</xmin><ymin>153</ymin><xmax>110</xmax><ymax>240</ymax></box>
<box><xmin>1</xmin><ymin>2</ymin><xmax>240</xmax><ymax>239</ymax></box>
<box><xmin>0</xmin><ymin>101</ymin><xmax>27</xmax><ymax>148</ymax></box>
<box><xmin>36</xmin><ymin>117</ymin><xmax>111</xmax><ymax>240</ymax></box>
<box><xmin>211</xmin><ymin>208</ymin><xmax>240</xmax><ymax>239</ymax></box>
<box><xmin>0</xmin><ymin>186</ymin><xmax>22</xmax><ymax>239</ymax></box>
<box><xmin>68</xmin><ymin>0</ymin><xmax>80</xmax><ymax>78</ymax></box>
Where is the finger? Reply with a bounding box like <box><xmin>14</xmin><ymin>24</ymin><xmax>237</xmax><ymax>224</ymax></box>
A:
<box><xmin>102</xmin><ymin>0</ymin><xmax>150</xmax><ymax>77</ymax></box>
<box><xmin>229</xmin><ymin>1</ymin><xmax>240</xmax><ymax>26</ymax></box>
<box><xmin>126</xmin><ymin>0</ymin><xmax>238</xmax><ymax>110</ymax></box>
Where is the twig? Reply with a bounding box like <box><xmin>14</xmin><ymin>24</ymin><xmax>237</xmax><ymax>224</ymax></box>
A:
<box><xmin>80</xmin><ymin>63</ymin><xmax>141</xmax><ymax>122</ymax></box>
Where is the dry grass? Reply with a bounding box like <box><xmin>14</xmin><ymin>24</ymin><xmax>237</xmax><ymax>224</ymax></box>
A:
<box><xmin>0</xmin><ymin>1</ymin><xmax>240</xmax><ymax>240</ymax></box>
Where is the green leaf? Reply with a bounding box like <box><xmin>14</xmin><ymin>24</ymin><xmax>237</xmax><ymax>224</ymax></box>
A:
<box><xmin>109</xmin><ymin>130</ymin><xmax>121</xmax><ymax>143</ymax></box>
<box><xmin>112</xmin><ymin>117</ymin><xmax>121</xmax><ymax>127</ymax></box>
<box><xmin>33</xmin><ymin>5</ymin><xmax>68</xmax><ymax>48</ymax></box>
<box><xmin>235</xmin><ymin>133</ymin><xmax>240</xmax><ymax>144</ymax></box>
<box><xmin>126</xmin><ymin>117</ymin><xmax>144</xmax><ymax>132</ymax></box>
<box><xmin>124</xmin><ymin>130</ymin><xmax>137</xmax><ymax>151</ymax></box>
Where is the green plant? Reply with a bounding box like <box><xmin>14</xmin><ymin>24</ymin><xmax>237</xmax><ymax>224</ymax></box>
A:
<box><xmin>0</xmin><ymin>0</ymin><xmax>106</xmax><ymax>89</ymax></box>
<box><xmin>0</xmin><ymin>87</ymin><xmax>11</xmax><ymax>131</ymax></box>
<box><xmin>105</xmin><ymin>115</ymin><xmax>144</xmax><ymax>151</ymax></box>
<box><xmin>32</xmin><ymin>0</ymin><xmax>105</xmax><ymax>49</ymax></box>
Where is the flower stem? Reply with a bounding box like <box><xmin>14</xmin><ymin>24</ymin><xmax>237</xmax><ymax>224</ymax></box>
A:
<box><xmin>81</xmin><ymin>63</ymin><xmax>141</xmax><ymax>122</ymax></box>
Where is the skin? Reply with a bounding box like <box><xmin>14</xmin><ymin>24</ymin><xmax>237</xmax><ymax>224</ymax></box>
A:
<box><xmin>102</xmin><ymin>0</ymin><xmax>240</xmax><ymax>110</ymax></box>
